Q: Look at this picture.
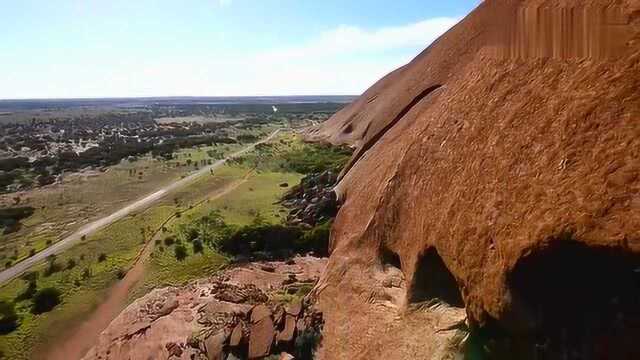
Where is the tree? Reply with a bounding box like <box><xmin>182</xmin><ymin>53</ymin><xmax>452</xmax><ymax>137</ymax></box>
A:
<box><xmin>97</xmin><ymin>253</ymin><xmax>107</xmax><ymax>262</ymax></box>
<box><xmin>81</xmin><ymin>268</ymin><xmax>91</xmax><ymax>279</ymax></box>
<box><xmin>193</xmin><ymin>239</ymin><xmax>204</xmax><ymax>254</ymax></box>
<box><xmin>44</xmin><ymin>256</ymin><xmax>62</xmax><ymax>276</ymax></box>
<box><xmin>15</xmin><ymin>277</ymin><xmax>37</xmax><ymax>302</ymax></box>
<box><xmin>66</xmin><ymin>258</ymin><xmax>77</xmax><ymax>270</ymax></box>
<box><xmin>32</xmin><ymin>287</ymin><xmax>62</xmax><ymax>314</ymax></box>
<box><xmin>164</xmin><ymin>236</ymin><xmax>175</xmax><ymax>246</ymax></box>
<box><xmin>174</xmin><ymin>245</ymin><xmax>188</xmax><ymax>261</ymax></box>
<box><xmin>0</xmin><ymin>301</ymin><xmax>18</xmax><ymax>334</ymax></box>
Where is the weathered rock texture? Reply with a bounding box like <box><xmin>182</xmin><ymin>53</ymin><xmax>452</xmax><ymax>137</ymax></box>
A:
<box><xmin>83</xmin><ymin>256</ymin><xmax>326</xmax><ymax>360</ymax></box>
<box><xmin>307</xmin><ymin>0</ymin><xmax>640</xmax><ymax>359</ymax></box>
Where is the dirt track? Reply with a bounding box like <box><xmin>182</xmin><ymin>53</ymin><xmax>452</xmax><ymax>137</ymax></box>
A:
<box><xmin>0</xmin><ymin>129</ymin><xmax>281</xmax><ymax>285</ymax></box>
<box><xmin>44</xmin><ymin>176</ymin><xmax>250</xmax><ymax>360</ymax></box>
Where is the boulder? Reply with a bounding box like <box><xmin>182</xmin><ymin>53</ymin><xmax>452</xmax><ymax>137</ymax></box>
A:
<box><xmin>272</xmin><ymin>305</ymin><xmax>285</xmax><ymax>327</ymax></box>
<box><xmin>156</xmin><ymin>297</ymin><xmax>179</xmax><ymax>318</ymax></box>
<box><xmin>285</xmin><ymin>301</ymin><xmax>302</xmax><ymax>317</ymax></box>
<box><xmin>276</xmin><ymin>314</ymin><xmax>297</xmax><ymax>344</ymax></box>
<box><xmin>229</xmin><ymin>322</ymin><xmax>244</xmax><ymax>347</ymax></box>
<box><xmin>216</xmin><ymin>291</ymin><xmax>245</xmax><ymax>304</ymax></box>
<box><xmin>250</xmin><ymin>304</ymin><xmax>271</xmax><ymax>323</ymax></box>
<box><xmin>248</xmin><ymin>317</ymin><xmax>275</xmax><ymax>359</ymax></box>
<box><xmin>166</xmin><ymin>342</ymin><xmax>183</xmax><ymax>357</ymax></box>
<box><xmin>204</xmin><ymin>332</ymin><xmax>227</xmax><ymax>360</ymax></box>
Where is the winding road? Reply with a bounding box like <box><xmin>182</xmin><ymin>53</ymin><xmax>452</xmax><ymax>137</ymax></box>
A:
<box><xmin>0</xmin><ymin>129</ymin><xmax>282</xmax><ymax>285</ymax></box>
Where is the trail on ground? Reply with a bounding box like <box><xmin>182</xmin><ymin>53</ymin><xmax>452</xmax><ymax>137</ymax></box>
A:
<box><xmin>44</xmin><ymin>175</ymin><xmax>251</xmax><ymax>360</ymax></box>
<box><xmin>0</xmin><ymin>129</ymin><xmax>280</xmax><ymax>285</ymax></box>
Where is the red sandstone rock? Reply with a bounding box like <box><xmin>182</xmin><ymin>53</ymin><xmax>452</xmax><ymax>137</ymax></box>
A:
<box><xmin>250</xmin><ymin>304</ymin><xmax>272</xmax><ymax>323</ymax></box>
<box><xmin>83</xmin><ymin>256</ymin><xmax>327</xmax><ymax>360</ymax></box>
<box><xmin>276</xmin><ymin>314</ymin><xmax>297</xmax><ymax>344</ymax></box>
<box><xmin>229</xmin><ymin>322</ymin><xmax>244</xmax><ymax>347</ymax></box>
<box><xmin>285</xmin><ymin>301</ymin><xmax>302</xmax><ymax>317</ymax></box>
<box><xmin>204</xmin><ymin>332</ymin><xmax>227</xmax><ymax>360</ymax></box>
<box><xmin>248</xmin><ymin>317</ymin><xmax>275</xmax><ymax>359</ymax></box>
<box><xmin>306</xmin><ymin>1</ymin><xmax>640</xmax><ymax>359</ymax></box>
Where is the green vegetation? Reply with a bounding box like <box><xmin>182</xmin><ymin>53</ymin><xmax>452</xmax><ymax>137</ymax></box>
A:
<box><xmin>31</xmin><ymin>288</ymin><xmax>62</xmax><ymax>314</ymax></box>
<box><xmin>0</xmin><ymin>125</ymin><xmax>259</xmax><ymax>264</ymax></box>
<box><xmin>218</xmin><ymin>222</ymin><xmax>329</xmax><ymax>259</ymax></box>
<box><xmin>0</xmin><ymin>301</ymin><xmax>18</xmax><ymax>335</ymax></box>
<box><xmin>281</xmin><ymin>143</ymin><xmax>352</xmax><ymax>174</ymax></box>
<box><xmin>0</xmin><ymin>207</ymin><xmax>34</xmax><ymax>235</ymax></box>
<box><xmin>0</xmin><ymin>129</ymin><xmax>348</xmax><ymax>359</ymax></box>
<box><xmin>174</xmin><ymin>244</ymin><xmax>188</xmax><ymax>261</ymax></box>
<box><xmin>0</xmin><ymin>205</ymin><xmax>174</xmax><ymax>359</ymax></box>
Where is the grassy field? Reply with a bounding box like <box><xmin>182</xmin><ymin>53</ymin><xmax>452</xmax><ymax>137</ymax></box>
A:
<box><xmin>0</xmin><ymin>204</ymin><xmax>176</xmax><ymax>360</ymax></box>
<box><xmin>0</xmin><ymin>130</ymin><xmax>272</xmax><ymax>263</ymax></box>
<box><xmin>133</xmin><ymin>135</ymin><xmax>304</xmax><ymax>297</ymax></box>
<box><xmin>0</xmin><ymin>130</ymin><xmax>308</xmax><ymax>359</ymax></box>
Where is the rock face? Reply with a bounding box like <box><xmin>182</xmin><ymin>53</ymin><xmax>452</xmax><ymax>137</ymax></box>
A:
<box><xmin>281</xmin><ymin>170</ymin><xmax>340</xmax><ymax>227</ymax></box>
<box><xmin>83</xmin><ymin>256</ymin><xmax>326</xmax><ymax>360</ymax></box>
<box><xmin>307</xmin><ymin>1</ymin><xmax>640</xmax><ymax>359</ymax></box>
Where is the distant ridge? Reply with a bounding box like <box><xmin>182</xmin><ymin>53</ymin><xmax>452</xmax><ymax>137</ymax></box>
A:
<box><xmin>0</xmin><ymin>96</ymin><xmax>358</xmax><ymax>111</ymax></box>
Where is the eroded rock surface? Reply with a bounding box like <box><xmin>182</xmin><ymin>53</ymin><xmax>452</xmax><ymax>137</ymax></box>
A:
<box><xmin>306</xmin><ymin>0</ymin><xmax>640</xmax><ymax>359</ymax></box>
<box><xmin>83</xmin><ymin>256</ymin><xmax>327</xmax><ymax>360</ymax></box>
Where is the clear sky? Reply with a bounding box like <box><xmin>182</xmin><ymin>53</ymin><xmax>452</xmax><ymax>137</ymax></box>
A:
<box><xmin>0</xmin><ymin>0</ymin><xmax>479</xmax><ymax>99</ymax></box>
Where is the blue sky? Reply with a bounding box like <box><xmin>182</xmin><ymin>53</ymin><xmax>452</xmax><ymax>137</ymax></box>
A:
<box><xmin>0</xmin><ymin>0</ymin><xmax>478</xmax><ymax>99</ymax></box>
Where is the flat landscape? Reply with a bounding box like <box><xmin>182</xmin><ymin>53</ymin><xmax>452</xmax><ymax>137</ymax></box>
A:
<box><xmin>0</xmin><ymin>98</ymin><xmax>351</xmax><ymax>359</ymax></box>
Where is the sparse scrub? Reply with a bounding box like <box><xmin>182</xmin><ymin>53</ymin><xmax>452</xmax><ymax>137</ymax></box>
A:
<box><xmin>164</xmin><ymin>236</ymin><xmax>176</xmax><ymax>246</ymax></box>
<box><xmin>174</xmin><ymin>244</ymin><xmax>188</xmax><ymax>261</ymax></box>
<box><xmin>193</xmin><ymin>239</ymin><xmax>204</xmax><ymax>254</ymax></box>
<box><xmin>0</xmin><ymin>301</ymin><xmax>19</xmax><ymax>334</ymax></box>
<box><xmin>31</xmin><ymin>288</ymin><xmax>62</xmax><ymax>314</ymax></box>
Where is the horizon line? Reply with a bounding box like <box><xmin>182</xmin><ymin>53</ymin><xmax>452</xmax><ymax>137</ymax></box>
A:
<box><xmin>0</xmin><ymin>94</ymin><xmax>359</xmax><ymax>102</ymax></box>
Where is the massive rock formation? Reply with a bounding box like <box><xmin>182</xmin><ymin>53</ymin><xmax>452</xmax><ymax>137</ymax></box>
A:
<box><xmin>308</xmin><ymin>0</ymin><xmax>640</xmax><ymax>359</ymax></box>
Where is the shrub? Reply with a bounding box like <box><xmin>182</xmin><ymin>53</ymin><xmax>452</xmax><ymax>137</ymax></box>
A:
<box><xmin>164</xmin><ymin>236</ymin><xmax>175</xmax><ymax>246</ymax></box>
<box><xmin>282</xmin><ymin>143</ymin><xmax>352</xmax><ymax>174</ymax></box>
<box><xmin>15</xmin><ymin>279</ymin><xmax>37</xmax><ymax>302</ymax></box>
<box><xmin>174</xmin><ymin>245</ymin><xmax>188</xmax><ymax>261</ymax></box>
<box><xmin>297</xmin><ymin>221</ymin><xmax>331</xmax><ymax>256</ymax></box>
<box><xmin>193</xmin><ymin>239</ymin><xmax>204</xmax><ymax>254</ymax></box>
<box><xmin>0</xmin><ymin>301</ymin><xmax>19</xmax><ymax>334</ymax></box>
<box><xmin>219</xmin><ymin>224</ymin><xmax>303</xmax><ymax>256</ymax></box>
<box><xmin>66</xmin><ymin>258</ymin><xmax>77</xmax><ymax>270</ymax></box>
<box><xmin>97</xmin><ymin>253</ymin><xmax>107</xmax><ymax>262</ymax></box>
<box><xmin>44</xmin><ymin>258</ymin><xmax>62</xmax><ymax>277</ymax></box>
<box><xmin>82</xmin><ymin>268</ymin><xmax>91</xmax><ymax>279</ymax></box>
<box><xmin>32</xmin><ymin>287</ymin><xmax>62</xmax><ymax>314</ymax></box>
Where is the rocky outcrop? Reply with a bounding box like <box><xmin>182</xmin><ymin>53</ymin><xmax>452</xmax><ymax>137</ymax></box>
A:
<box><xmin>281</xmin><ymin>171</ymin><xmax>339</xmax><ymax>227</ymax></box>
<box><xmin>83</xmin><ymin>256</ymin><xmax>326</xmax><ymax>360</ymax></box>
<box><xmin>307</xmin><ymin>0</ymin><xmax>640</xmax><ymax>359</ymax></box>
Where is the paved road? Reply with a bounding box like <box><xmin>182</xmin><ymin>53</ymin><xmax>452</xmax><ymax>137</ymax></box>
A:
<box><xmin>0</xmin><ymin>129</ymin><xmax>281</xmax><ymax>285</ymax></box>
